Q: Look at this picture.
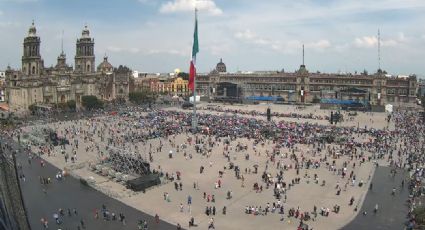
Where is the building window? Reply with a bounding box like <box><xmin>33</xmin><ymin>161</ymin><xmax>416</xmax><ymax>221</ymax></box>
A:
<box><xmin>32</xmin><ymin>66</ymin><xmax>36</xmax><ymax>75</ymax></box>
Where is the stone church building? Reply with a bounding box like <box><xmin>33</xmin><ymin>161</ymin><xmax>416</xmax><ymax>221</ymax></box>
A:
<box><xmin>5</xmin><ymin>22</ymin><xmax>132</xmax><ymax>112</ymax></box>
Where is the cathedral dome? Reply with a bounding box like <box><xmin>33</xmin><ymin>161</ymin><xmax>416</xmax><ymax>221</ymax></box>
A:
<box><xmin>97</xmin><ymin>56</ymin><xmax>113</xmax><ymax>73</ymax></box>
<box><xmin>216</xmin><ymin>58</ymin><xmax>226</xmax><ymax>73</ymax></box>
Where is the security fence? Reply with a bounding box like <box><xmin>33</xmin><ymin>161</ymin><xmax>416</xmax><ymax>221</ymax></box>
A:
<box><xmin>0</xmin><ymin>149</ymin><xmax>30</xmax><ymax>230</ymax></box>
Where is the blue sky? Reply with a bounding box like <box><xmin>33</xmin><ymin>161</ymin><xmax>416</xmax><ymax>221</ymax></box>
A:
<box><xmin>0</xmin><ymin>0</ymin><xmax>424</xmax><ymax>76</ymax></box>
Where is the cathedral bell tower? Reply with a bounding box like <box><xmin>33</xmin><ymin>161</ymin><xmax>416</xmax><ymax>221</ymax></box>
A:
<box><xmin>75</xmin><ymin>25</ymin><xmax>95</xmax><ymax>73</ymax></box>
<box><xmin>22</xmin><ymin>21</ymin><xmax>43</xmax><ymax>76</ymax></box>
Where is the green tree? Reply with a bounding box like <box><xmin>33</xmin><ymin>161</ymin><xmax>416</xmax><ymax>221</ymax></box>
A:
<box><xmin>312</xmin><ymin>95</ymin><xmax>320</xmax><ymax>104</ymax></box>
<box><xmin>129</xmin><ymin>90</ymin><xmax>157</xmax><ymax>105</ymax></box>
<box><xmin>56</xmin><ymin>103</ymin><xmax>68</xmax><ymax>110</ymax></box>
<box><xmin>81</xmin><ymin>95</ymin><xmax>103</xmax><ymax>110</ymax></box>
<box><xmin>67</xmin><ymin>100</ymin><xmax>76</xmax><ymax>111</ymax></box>
<box><xmin>178</xmin><ymin>72</ymin><xmax>190</xmax><ymax>81</ymax></box>
<box><xmin>28</xmin><ymin>104</ymin><xmax>36</xmax><ymax>114</ymax></box>
<box><xmin>413</xmin><ymin>206</ymin><xmax>425</xmax><ymax>227</ymax></box>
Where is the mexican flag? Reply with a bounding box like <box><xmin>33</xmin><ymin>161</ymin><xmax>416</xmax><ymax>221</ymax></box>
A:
<box><xmin>188</xmin><ymin>10</ymin><xmax>199</xmax><ymax>92</ymax></box>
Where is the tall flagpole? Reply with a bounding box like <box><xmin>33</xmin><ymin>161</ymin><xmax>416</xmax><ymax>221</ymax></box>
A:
<box><xmin>192</xmin><ymin>8</ymin><xmax>198</xmax><ymax>131</ymax></box>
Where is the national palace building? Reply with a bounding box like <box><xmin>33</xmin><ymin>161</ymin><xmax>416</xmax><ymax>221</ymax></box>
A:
<box><xmin>195</xmin><ymin>59</ymin><xmax>419</xmax><ymax>108</ymax></box>
<box><xmin>4</xmin><ymin>22</ymin><xmax>132</xmax><ymax>112</ymax></box>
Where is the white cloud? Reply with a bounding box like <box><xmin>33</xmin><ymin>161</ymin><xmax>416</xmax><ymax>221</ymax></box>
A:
<box><xmin>160</xmin><ymin>0</ymin><xmax>223</xmax><ymax>15</ymax></box>
<box><xmin>148</xmin><ymin>49</ymin><xmax>187</xmax><ymax>56</ymax></box>
<box><xmin>0</xmin><ymin>21</ymin><xmax>21</xmax><ymax>28</ymax></box>
<box><xmin>205</xmin><ymin>42</ymin><xmax>231</xmax><ymax>56</ymax></box>
<box><xmin>397</xmin><ymin>32</ymin><xmax>407</xmax><ymax>42</ymax></box>
<box><xmin>354</xmin><ymin>34</ymin><xmax>404</xmax><ymax>48</ymax></box>
<box><xmin>235</xmin><ymin>29</ymin><xmax>256</xmax><ymax>41</ymax></box>
<box><xmin>106</xmin><ymin>46</ymin><xmax>124</xmax><ymax>52</ymax></box>
<box><xmin>235</xmin><ymin>29</ymin><xmax>331</xmax><ymax>53</ymax></box>
<box><xmin>235</xmin><ymin>29</ymin><xmax>272</xmax><ymax>46</ymax></box>
<box><xmin>107</xmin><ymin>47</ymin><xmax>186</xmax><ymax>55</ymax></box>
<box><xmin>107</xmin><ymin>46</ymin><xmax>140</xmax><ymax>54</ymax></box>
<box><xmin>354</xmin><ymin>36</ymin><xmax>378</xmax><ymax>48</ymax></box>
<box><xmin>306</xmin><ymin>40</ymin><xmax>332</xmax><ymax>50</ymax></box>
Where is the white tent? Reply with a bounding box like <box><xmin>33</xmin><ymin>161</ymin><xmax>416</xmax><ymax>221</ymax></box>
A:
<box><xmin>385</xmin><ymin>104</ymin><xmax>393</xmax><ymax>113</ymax></box>
<box><xmin>189</xmin><ymin>96</ymin><xmax>200</xmax><ymax>102</ymax></box>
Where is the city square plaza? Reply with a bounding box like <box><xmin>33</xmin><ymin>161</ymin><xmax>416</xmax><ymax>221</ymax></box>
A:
<box><xmin>22</xmin><ymin>103</ymin><xmax>394</xmax><ymax>230</ymax></box>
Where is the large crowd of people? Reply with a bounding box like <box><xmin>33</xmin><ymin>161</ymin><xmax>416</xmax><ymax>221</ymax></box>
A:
<box><xmin>1</xmin><ymin>103</ymin><xmax>424</xmax><ymax>229</ymax></box>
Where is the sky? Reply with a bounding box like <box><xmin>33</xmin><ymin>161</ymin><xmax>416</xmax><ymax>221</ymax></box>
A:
<box><xmin>0</xmin><ymin>0</ymin><xmax>424</xmax><ymax>77</ymax></box>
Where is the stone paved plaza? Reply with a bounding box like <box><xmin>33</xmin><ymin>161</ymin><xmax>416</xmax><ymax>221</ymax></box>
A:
<box><xmin>21</xmin><ymin>103</ymin><xmax>396</xmax><ymax>230</ymax></box>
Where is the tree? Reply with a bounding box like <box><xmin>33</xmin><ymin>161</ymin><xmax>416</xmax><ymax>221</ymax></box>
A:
<box><xmin>28</xmin><ymin>104</ymin><xmax>36</xmax><ymax>115</ymax></box>
<box><xmin>67</xmin><ymin>100</ymin><xmax>76</xmax><ymax>111</ymax></box>
<box><xmin>129</xmin><ymin>90</ymin><xmax>157</xmax><ymax>105</ymax></box>
<box><xmin>56</xmin><ymin>103</ymin><xmax>68</xmax><ymax>110</ymax></box>
<box><xmin>81</xmin><ymin>96</ymin><xmax>103</xmax><ymax>110</ymax></box>
<box><xmin>312</xmin><ymin>95</ymin><xmax>320</xmax><ymax>104</ymax></box>
<box><xmin>178</xmin><ymin>72</ymin><xmax>190</xmax><ymax>81</ymax></box>
<box><xmin>114</xmin><ymin>65</ymin><xmax>132</xmax><ymax>74</ymax></box>
<box><xmin>412</xmin><ymin>206</ymin><xmax>425</xmax><ymax>227</ymax></box>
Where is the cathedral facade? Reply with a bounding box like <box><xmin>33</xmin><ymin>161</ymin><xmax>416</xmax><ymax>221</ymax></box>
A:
<box><xmin>5</xmin><ymin>22</ymin><xmax>131</xmax><ymax>112</ymax></box>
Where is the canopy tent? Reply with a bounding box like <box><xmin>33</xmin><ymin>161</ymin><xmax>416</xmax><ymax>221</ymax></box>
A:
<box><xmin>385</xmin><ymin>104</ymin><xmax>393</xmax><ymax>113</ymax></box>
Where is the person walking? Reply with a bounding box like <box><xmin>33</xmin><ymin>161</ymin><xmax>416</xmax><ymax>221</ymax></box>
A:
<box><xmin>374</xmin><ymin>204</ymin><xmax>378</xmax><ymax>214</ymax></box>
<box><xmin>80</xmin><ymin>219</ymin><xmax>85</xmax><ymax>229</ymax></box>
<box><xmin>155</xmin><ymin>213</ymin><xmax>159</xmax><ymax>224</ymax></box>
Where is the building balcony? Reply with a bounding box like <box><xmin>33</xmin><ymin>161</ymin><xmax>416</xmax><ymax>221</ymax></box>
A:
<box><xmin>75</xmin><ymin>88</ymin><xmax>84</xmax><ymax>94</ymax></box>
<box><xmin>57</xmin><ymin>87</ymin><xmax>70</xmax><ymax>92</ymax></box>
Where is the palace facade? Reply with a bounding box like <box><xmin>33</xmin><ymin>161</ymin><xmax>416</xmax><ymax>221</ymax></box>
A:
<box><xmin>196</xmin><ymin>59</ymin><xmax>418</xmax><ymax>107</ymax></box>
<box><xmin>4</xmin><ymin>22</ymin><xmax>132</xmax><ymax>112</ymax></box>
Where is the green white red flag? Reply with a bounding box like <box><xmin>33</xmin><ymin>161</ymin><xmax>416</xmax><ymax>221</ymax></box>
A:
<box><xmin>189</xmin><ymin>10</ymin><xmax>199</xmax><ymax>91</ymax></box>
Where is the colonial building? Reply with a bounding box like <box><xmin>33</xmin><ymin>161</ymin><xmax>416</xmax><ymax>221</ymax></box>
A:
<box><xmin>196</xmin><ymin>59</ymin><xmax>418</xmax><ymax>107</ymax></box>
<box><xmin>134</xmin><ymin>73</ymin><xmax>189</xmax><ymax>96</ymax></box>
<box><xmin>5</xmin><ymin>22</ymin><xmax>132</xmax><ymax>111</ymax></box>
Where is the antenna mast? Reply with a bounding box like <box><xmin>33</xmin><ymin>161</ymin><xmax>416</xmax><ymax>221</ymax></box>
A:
<box><xmin>61</xmin><ymin>30</ymin><xmax>64</xmax><ymax>54</ymax></box>
<box><xmin>378</xmin><ymin>29</ymin><xmax>381</xmax><ymax>71</ymax></box>
<box><xmin>302</xmin><ymin>44</ymin><xmax>305</xmax><ymax>66</ymax></box>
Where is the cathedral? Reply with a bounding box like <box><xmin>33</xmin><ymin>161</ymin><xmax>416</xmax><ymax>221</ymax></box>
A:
<box><xmin>5</xmin><ymin>22</ymin><xmax>132</xmax><ymax>112</ymax></box>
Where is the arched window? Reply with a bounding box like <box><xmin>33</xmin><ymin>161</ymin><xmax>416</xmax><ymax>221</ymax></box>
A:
<box><xmin>87</xmin><ymin>64</ymin><xmax>90</xmax><ymax>72</ymax></box>
<box><xmin>32</xmin><ymin>66</ymin><xmax>36</xmax><ymax>75</ymax></box>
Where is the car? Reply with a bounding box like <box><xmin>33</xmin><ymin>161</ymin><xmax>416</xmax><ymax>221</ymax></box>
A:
<box><xmin>182</xmin><ymin>102</ymin><xmax>194</xmax><ymax>109</ymax></box>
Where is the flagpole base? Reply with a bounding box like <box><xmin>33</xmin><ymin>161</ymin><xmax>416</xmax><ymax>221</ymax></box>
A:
<box><xmin>192</xmin><ymin>117</ymin><xmax>197</xmax><ymax>131</ymax></box>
